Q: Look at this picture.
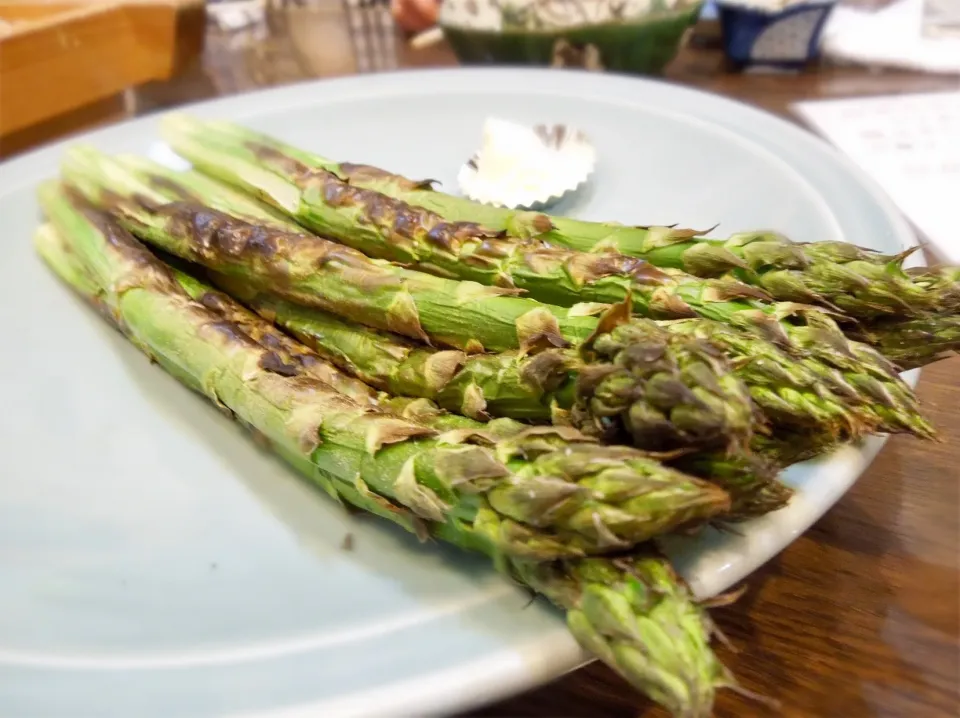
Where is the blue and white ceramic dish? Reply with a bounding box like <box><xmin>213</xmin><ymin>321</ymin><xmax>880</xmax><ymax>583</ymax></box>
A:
<box><xmin>717</xmin><ymin>0</ymin><xmax>838</xmax><ymax>69</ymax></box>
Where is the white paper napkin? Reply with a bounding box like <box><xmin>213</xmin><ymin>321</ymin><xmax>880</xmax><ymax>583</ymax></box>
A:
<box><xmin>822</xmin><ymin>0</ymin><xmax>960</xmax><ymax>73</ymax></box>
<box><xmin>794</xmin><ymin>91</ymin><xmax>960</xmax><ymax>263</ymax></box>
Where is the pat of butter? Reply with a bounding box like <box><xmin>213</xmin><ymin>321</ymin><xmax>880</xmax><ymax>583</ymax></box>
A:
<box><xmin>458</xmin><ymin>117</ymin><xmax>596</xmax><ymax>210</ymax></box>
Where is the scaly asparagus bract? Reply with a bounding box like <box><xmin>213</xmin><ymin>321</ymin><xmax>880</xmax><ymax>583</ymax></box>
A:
<box><xmin>905</xmin><ymin>265</ymin><xmax>960</xmax><ymax>314</ymax></box>
<box><xmin>851</xmin><ymin>314</ymin><xmax>960</xmax><ymax>371</ymax></box>
<box><xmin>516</xmin><ymin>553</ymin><xmax>733</xmax><ymax>718</ymax></box>
<box><xmin>61</xmin><ymin>147</ymin><xmax>760</xmax><ymax>455</ymax></box>
<box><xmin>40</xmin><ymin>180</ymin><xmax>735</xmax><ymax>558</ymax></box>
<box><xmin>158</xmin><ymin>113</ymin><xmax>960</xmax><ymax>321</ymax></box>
<box><xmin>35</xmin><ymin>214</ymin><xmax>732</xmax><ymax>718</ymax></box>
<box><xmin>117</xmin><ymin>139</ymin><xmax>933</xmax><ymax>441</ymax></box>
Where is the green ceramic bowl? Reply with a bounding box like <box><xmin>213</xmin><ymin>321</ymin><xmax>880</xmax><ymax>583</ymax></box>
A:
<box><xmin>440</xmin><ymin>1</ymin><xmax>703</xmax><ymax>75</ymax></box>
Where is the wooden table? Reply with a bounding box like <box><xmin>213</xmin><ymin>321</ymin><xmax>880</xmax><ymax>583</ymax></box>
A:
<box><xmin>122</xmin><ymin>5</ymin><xmax>960</xmax><ymax>717</ymax></box>
<box><xmin>0</xmin><ymin>0</ymin><xmax>206</xmax><ymax>158</ymax></box>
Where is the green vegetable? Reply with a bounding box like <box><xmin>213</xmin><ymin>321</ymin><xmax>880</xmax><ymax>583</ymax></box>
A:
<box><xmin>61</xmin><ymin>146</ymin><xmax>761</xmax><ymax>455</ymax></box>
<box><xmin>98</xmin><ymin>226</ymin><xmax>791</xmax><ymax>519</ymax></box>
<box><xmin>200</xmin><ymin>275</ymin><xmax>790</xmax><ymax>518</ymax></box>
<box><xmin>35</xmin><ymin>207</ymin><xmax>734</xmax><ymax>718</ymax></box>
<box><xmin>517</xmin><ymin>552</ymin><xmax>734</xmax><ymax>718</ymax></box>
<box><xmin>852</xmin><ymin>314</ymin><xmax>960</xmax><ymax>371</ymax></box>
<box><xmin>112</xmin><ymin>135</ymin><xmax>932</xmax><ymax>441</ymax></box>
<box><xmin>157</xmin><ymin>113</ymin><xmax>960</xmax><ymax>322</ymax></box>
<box><xmin>39</xmin><ymin>179</ymin><xmax>734</xmax><ymax>559</ymax></box>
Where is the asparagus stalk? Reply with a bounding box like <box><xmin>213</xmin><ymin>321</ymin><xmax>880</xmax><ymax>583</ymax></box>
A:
<box><xmin>157</xmin><ymin>113</ymin><xmax>960</xmax><ymax>321</ymax></box>
<box><xmin>204</xmin><ymin>272</ymin><xmax>607</xmax><ymax>422</ymax></box>
<box><xmin>61</xmin><ymin>147</ymin><xmax>763</xmax><ymax>455</ymax></box>
<box><xmin>196</xmin><ymin>274</ymin><xmax>790</xmax><ymax>518</ymax></box>
<box><xmin>851</xmin><ymin>314</ymin><xmax>960</xmax><ymax>371</ymax></box>
<box><xmin>119</xmin><ymin>146</ymin><xmax>769</xmax><ymax>315</ymax></box>
<box><xmin>35</xmin><ymin>213</ymin><xmax>733</xmax><ymax>717</ymax></box>
<box><xmin>338</xmin><ymin>166</ymin><xmax>958</xmax><ymax>322</ymax></box>
<box><xmin>516</xmin><ymin>552</ymin><xmax>733</xmax><ymax>718</ymax></box>
<box><xmin>90</xmin><ymin>145</ymin><xmax>933</xmax><ymax>441</ymax></box>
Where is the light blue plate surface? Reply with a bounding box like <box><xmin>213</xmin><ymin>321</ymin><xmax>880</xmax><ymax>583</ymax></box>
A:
<box><xmin>0</xmin><ymin>68</ymin><xmax>918</xmax><ymax>718</ymax></box>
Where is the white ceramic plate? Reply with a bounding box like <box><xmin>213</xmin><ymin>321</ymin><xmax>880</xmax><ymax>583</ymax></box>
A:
<box><xmin>0</xmin><ymin>68</ymin><xmax>919</xmax><ymax>718</ymax></box>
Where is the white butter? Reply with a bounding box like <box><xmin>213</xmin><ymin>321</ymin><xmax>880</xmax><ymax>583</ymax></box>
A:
<box><xmin>458</xmin><ymin>117</ymin><xmax>596</xmax><ymax>210</ymax></box>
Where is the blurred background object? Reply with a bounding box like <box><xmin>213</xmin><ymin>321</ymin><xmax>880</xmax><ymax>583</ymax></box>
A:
<box><xmin>391</xmin><ymin>0</ymin><xmax>438</xmax><ymax>33</ymax></box>
<box><xmin>923</xmin><ymin>0</ymin><xmax>960</xmax><ymax>38</ymax></box>
<box><xmin>715</xmin><ymin>0</ymin><xmax>838</xmax><ymax>71</ymax></box>
<box><xmin>796</xmin><ymin>90</ymin><xmax>959</xmax><ymax>264</ymax></box>
<box><xmin>435</xmin><ymin>0</ymin><xmax>704</xmax><ymax>75</ymax></box>
<box><xmin>347</xmin><ymin>0</ymin><xmax>399</xmax><ymax>72</ymax></box>
<box><xmin>2</xmin><ymin>0</ymin><xmax>956</xmax><ymax>161</ymax></box>
<box><xmin>821</xmin><ymin>0</ymin><xmax>960</xmax><ymax>73</ymax></box>
<box><xmin>3</xmin><ymin>0</ymin><xmax>956</xmax><ymax>160</ymax></box>
<box><xmin>206</xmin><ymin>0</ymin><xmax>265</xmax><ymax>30</ymax></box>
<box><xmin>0</xmin><ymin>0</ymin><xmax>205</xmax><ymax>157</ymax></box>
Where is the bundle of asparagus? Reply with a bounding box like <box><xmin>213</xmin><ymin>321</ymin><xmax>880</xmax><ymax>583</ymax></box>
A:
<box><xmin>143</xmin><ymin>120</ymin><xmax>943</xmax><ymax>442</ymax></box>
<box><xmin>37</xmin><ymin>115</ymin><xmax>957</xmax><ymax>717</ymax></box>
<box><xmin>62</xmin><ymin>150</ymin><xmax>766</xmax><ymax>457</ymax></box>
<box><xmin>158</xmin><ymin>114</ymin><xmax>960</xmax><ymax>324</ymax></box>
<box><xmin>60</xmin><ymin>146</ymin><xmax>936</xmax><ymax>450</ymax></box>
<box><xmin>211</xmin><ymin>277</ymin><xmax>795</xmax><ymax>519</ymax></box>
<box><xmin>35</xmin><ymin>186</ymin><xmax>735</xmax><ymax>716</ymax></box>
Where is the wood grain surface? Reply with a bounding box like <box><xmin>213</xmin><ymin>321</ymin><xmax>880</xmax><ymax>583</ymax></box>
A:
<box><xmin>59</xmin><ymin>3</ymin><xmax>960</xmax><ymax>716</ymax></box>
<box><xmin>0</xmin><ymin>0</ymin><xmax>205</xmax><ymax>155</ymax></box>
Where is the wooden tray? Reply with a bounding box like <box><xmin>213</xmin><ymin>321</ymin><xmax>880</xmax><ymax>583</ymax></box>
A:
<box><xmin>0</xmin><ymin>0</ymin><xmax>204</xmax><ymax>155</ymax></box>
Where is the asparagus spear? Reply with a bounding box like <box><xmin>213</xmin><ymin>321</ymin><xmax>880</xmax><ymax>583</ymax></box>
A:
<box><xmin>157</xmin><ymin>113</ymin><xmax>960</xmax><ymax>321</ymax></box>
<box><xmin>35</xmin><ymin>212</ymin><xmax>733</xmax><ymax>717</ymax></box>
<box><xmin>85</xmin><ymin>146</ymin><xmax>933</xmax><ymax>441</ymax></box>
<box><xmin>61</xmin><ymin>147</ymin><xmax>764</xmax><ymax>454</ymax></box>
<box><xmin>337</xmin><ymin>166</ymin><xmax>959</xmax><ymax>323</ymax></box>
<box><xmin>851</xmin><ymin>314</ymin><xmax>960</xmax><ymax>371</ymax></box>
<box><xmin>118</xmin><ymin>146</ymin><xmax>770</xmax><ymax>315</ymax></box>
<box><xmin>516</xmin><ymin>552</ymin><xmax>733</xmax><ymax>718</ymax></box>
<box><xmin>191</xmin><ymin>273</ymin><xmax>789</xmax><ymax>518</ymax></box>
